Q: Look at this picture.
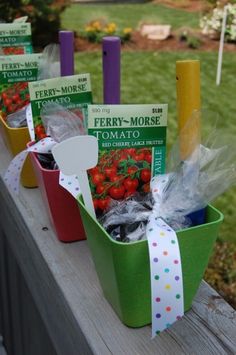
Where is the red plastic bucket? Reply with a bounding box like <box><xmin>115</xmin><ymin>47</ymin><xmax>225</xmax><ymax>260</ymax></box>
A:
<box><xmin>29</xmin><ymin>143</ymin><xmax>85</xmax><ymax>242</ymax></box>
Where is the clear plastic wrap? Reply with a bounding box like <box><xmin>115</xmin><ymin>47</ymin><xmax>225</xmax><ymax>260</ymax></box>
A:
<box><xmin>100</xmin><ymin>111</ymin><xmax>236</xmax><ymax>241</ymax></box>
<box><xmin>6</xmin><ymin>105</ymin><xmax>28</xmax><ymax>128</ymax></box>
<box><xmin>38</xmin><ymin>44</ymin><xmax>60</xmax><ymax>80</ymax></box>
<box><xmin>100</xmin><ymin>193</ymin><xmax>153</xmax><ymax>242</ymax></box>
<box><xmin>41</xmin><ymin>102</ymin><xmax>86</xmax><ymax>143</ymax></box>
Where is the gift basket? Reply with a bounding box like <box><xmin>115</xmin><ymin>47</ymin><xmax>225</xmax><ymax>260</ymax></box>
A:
<box><xmin>29</xmin><ymin>101</ymin><xmax>88</xmax><ymax>242</ymax></box>
<box><xmin>75</xmin><ymin>109</ymin><xmax>235</xmax><ymax>335</ymax></box>
<box><xmin>0</xmin><ymin>44</ymin><xmax>60</xmax><ymax>187</ymax></box>
<box><xmin>0</xmin><ymin>53</ymin><xmax>42</xmax><ymax>186</ymax></box>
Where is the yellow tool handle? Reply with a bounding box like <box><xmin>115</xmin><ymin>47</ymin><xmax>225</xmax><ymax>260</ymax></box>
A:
<box><xmin>176</xmin><ymin>60</ymin><xmax>201</xmax><ymax>160</ymax></box>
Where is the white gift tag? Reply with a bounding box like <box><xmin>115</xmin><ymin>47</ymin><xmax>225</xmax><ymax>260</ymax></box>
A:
<box><xmin>52</xmin><ymin>135</ymin><xmax>98</xmax><ymax>217</ymax></box>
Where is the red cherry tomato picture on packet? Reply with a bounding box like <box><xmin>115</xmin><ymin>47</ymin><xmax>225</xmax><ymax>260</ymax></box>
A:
<box><xmin>88</xmin><ymin>147</ymin><xmax>152</xmax><ymax>214</ymax></box>
<box><xmin>3</xmin><ymin>47</ymin><xmax>25</xmax><ymax>55</ymax></box>
<box><xmin>0</xmin><ymin>82</ymin><xmax>30</xmax><ymax>120</ymax></box>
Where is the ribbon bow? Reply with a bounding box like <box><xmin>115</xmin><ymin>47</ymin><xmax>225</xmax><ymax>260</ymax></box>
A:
<box><xmin>3</xmin><ymin>137</ymin><xmax>80</xmax><ymax>198</ymax></box>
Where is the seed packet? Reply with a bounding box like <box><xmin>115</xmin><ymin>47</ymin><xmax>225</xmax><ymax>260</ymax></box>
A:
<box><xmin>87</xmin><ymin>104</ymin><xmax>168</xmax><ymax>213</ymax></box>
<box><xmin>0</xmin><ymin>23</ymin><xmax>33</xmax><ymax>55</ymax></box>
<box><xmin>0</xmin><ymin>53</ymin><xmax>42</xmax><ymax>119</ymax></box>
<box><xmin>28</xmin><ymin>74</ymin><xmax>92</xmax><ymax>140</ymax></box>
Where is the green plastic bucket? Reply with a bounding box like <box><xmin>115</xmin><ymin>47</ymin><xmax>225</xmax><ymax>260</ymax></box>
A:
<box><xmin>77</xmin><ymin>197</ymin><xmax>223</xmax><ymax>328</ymax></box>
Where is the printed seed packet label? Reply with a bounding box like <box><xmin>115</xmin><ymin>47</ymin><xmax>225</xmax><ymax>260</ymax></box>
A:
<box><xmin>0</xmin><ymin>53</ymin><xmax>42</xmax><ymax>86</ymax></box>
<box><xmin>87</xmin><ymin>104</ymin><xmax>168</xmax><ymax>212</ymax></box>
<box><xmin>0</xmin><ymin>53</ymin><xmax>42</xmax><ymax>119</ymax></box>
<box><xmin>0</xmin><ymin>23</ymin><xmax>33</xmax><ymax>55</ymax></box>
<box><xmin>29</xmin><ymin>73</ymin><xmax>92</xmax><ymax>140</ymax></box>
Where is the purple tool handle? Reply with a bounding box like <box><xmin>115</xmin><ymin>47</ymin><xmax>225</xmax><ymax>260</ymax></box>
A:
<box><xmin>102</xmin><ymin>36</ymin><xmax>121</xmax><ymax>104</ymax></box>
<box><xmin>59</xmin><ymin>31</ymin><xmax>74</xmax><ymax>76</ymax></box>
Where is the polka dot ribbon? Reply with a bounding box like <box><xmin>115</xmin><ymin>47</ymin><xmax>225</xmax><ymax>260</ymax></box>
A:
<box><xmin>26</xmin><ymin>104</ymin><xmax>35</xmax><ymax>142</ymax></box>
<box><xmin>147</xmin><ymin>175</ymin><xmax>184</xmax><ymax>338</ymax></box>
<box><xmin>3</xmin><ymin>137</ymin><xmax>80</xmax><ymax>198</ymax></box>
<box><xmin>59</xmin><ymin>172</ymin><xmax>80</xmax><ymax>198</ymax></box>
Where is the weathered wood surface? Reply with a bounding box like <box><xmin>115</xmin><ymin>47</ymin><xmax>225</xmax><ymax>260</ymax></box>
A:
<box><xmin>0</xmin><ymin>336</ymin><xmax>7</xmax><ymax>355</ymax></box>
<box><xmin>0</xmin><ymin>135</ymin><xmax>236</xmax><ymax>355</ymax></box>
<box><xmin>0</xmin><ymin>227</ymin><xmax>57</xmax><ymax>355</ymax></box>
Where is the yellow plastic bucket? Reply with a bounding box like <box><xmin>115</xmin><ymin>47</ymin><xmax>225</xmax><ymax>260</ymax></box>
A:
<box><xmin>0</xmin><ymin>114</ymin><xmax>37</xmax><ymax>187</ymax></box>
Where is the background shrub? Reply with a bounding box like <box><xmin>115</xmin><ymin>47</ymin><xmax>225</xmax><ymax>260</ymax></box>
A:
<box><xmin>0</xmin><ymin>0</ymin><xmax>69</xmax><ymax>48</ymax></box>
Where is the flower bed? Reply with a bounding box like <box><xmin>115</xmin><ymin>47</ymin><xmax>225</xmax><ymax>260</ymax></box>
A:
<box><xmin>80</xmin><ymin>20</ymin><xmax>132</xmax><ymax>43</ymax></box>
<box><xmin>200</xmin><ymin>3</ymin><xmax>236</xmax><ymax>42</ymax></box>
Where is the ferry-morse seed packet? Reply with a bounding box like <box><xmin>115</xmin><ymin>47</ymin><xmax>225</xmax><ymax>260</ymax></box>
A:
<box><xmin>0</xmin><ymin>22</ymin><xmax>33</xmax><ymax>55</ymax></box>
<box><xmin>0</xmin><ymin>53</ymin><xmax>42</xmax><ymax>119</ymax></box>
<box><xmin>87</xmin><ymin>104</ymin><xmax>168</xmax><ymax>212</ymax></box>
<box><xmin>28</xmin><ymin>73</ymin><xmax>92</xmax><ymax>140</ymax></box>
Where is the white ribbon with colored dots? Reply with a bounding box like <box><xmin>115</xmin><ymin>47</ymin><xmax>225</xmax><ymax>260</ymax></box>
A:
<box><xmin>26</xmin><ymin>104</ymin><xmax>35</xmax><ymax>141</ymax></box>
<box><xmin>147</xmin><ymin>175</ymin><xmax>184</xmax><ymax>338</ymax></box>
<box><xmin>4</xmin><ymin>137</ymin><xmax>80</xmax><ymax>198</ymax></box>
<box><xmin>58</xmin><ymin>173</ymin><xmax>80</xmax><ymax>198</ymax></box>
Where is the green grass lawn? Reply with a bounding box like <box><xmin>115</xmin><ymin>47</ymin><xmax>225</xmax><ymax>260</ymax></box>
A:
<box><xmin>74</xmin><ymin>50</ymin><xmax>236</xmax><ymax>243</ymax></box>
<box><xmin>62</xmin><ymin>3</ymin><xmax>200</xmax><ymax>32</ymax></box>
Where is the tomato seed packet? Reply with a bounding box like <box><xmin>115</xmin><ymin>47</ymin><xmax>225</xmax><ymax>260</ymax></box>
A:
<box><xmin>0</xmin><ymin>53</ymin><xmax>42</xmax><ymax>119</ymax></box>
<box><xmin>87</xmin><ymin>104</ymin><xmax>168</xmax><ymax>213</ymax></box>
<box><xmin>0</xmin><ymin>23</ymin><xmax>33</xmax><ymax>55</ymax></box>
<box><xmin>28</xmin><ymin>74</ymin><xmax>92</xmax><ymax>140</ymax></box>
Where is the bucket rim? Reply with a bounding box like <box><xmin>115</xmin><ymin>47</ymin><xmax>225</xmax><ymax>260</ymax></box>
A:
<box><xmin>28</xmin><ymin>140</ymin><xmax>60</xmax><ymax>174</ymax></box>
<box><xmin>77</xmin><ymin>196</ymin><xmax>224</xmax><ymax>246</ymax></box>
